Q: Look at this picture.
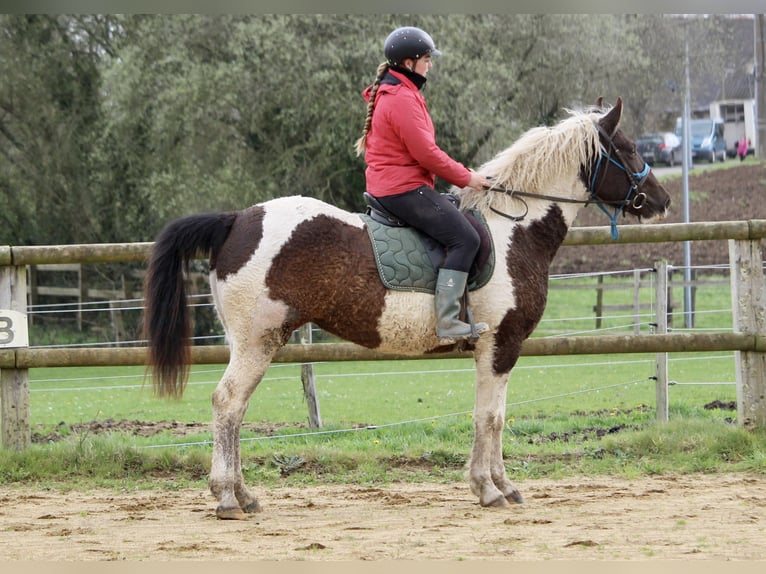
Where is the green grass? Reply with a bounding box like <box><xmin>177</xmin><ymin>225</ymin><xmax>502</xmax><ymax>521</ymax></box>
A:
<box><xmin>3</xmin><ymin>398</ymin><xmax>764</xmax><ymax>490</ymax></box>
<box><xmin>27</xmin><ymin>351</ymin><xmax>735</xmax><ymax>431</ymax></box>
<box><xmin>11</xmin><ymin>348</ymin><xmax>760</xmax><ymax>488</ymax></box>
<box><xmin>4</xmin><ymin>272</ymin><xmax>764</xmax><ymax>489</ymax></box>
<box><xmin>26</xmin><ymin>271</ymin><xmax>736</xmax><ymax>429</ymax></box>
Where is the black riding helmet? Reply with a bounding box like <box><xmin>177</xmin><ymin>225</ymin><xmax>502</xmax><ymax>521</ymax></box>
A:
<box><xmin>384</xmin><ymin>26</ymin><xmax>442</xmax><ymax>66</ymax></box>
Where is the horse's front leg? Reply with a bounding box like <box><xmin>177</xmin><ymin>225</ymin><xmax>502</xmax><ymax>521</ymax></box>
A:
<box><xmin>489</xmin><ymin>386</ymin><xmax>524</xmax><ymax>504</ymax></box>
<box><xmin>468</xmin><ymin>364</ymin><xmax>509</xmax><ymax>507</ymax></box>
<box><xmin>209</xmin><ymin>352</ymin><xmax>268</xmax><ymax>520</ymax></box>
<box><xmin>467</xmin><ymin>354</ymin><xmax>515</xmax><ymax>508</ymax></box>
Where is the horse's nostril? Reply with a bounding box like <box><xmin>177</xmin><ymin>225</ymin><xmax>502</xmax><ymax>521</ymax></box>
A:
<box><xmin>665</xmin><ymin>197</ymin><xmax>672</xmax><ymax>209</ymax></box>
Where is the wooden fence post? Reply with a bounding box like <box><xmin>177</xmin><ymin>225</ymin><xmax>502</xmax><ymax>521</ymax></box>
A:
<box><xmin>300</xmin><ymin>323</ymin><xmax>322</xmax><ymax>428</ymax></box>
<box><xmin>631</xmin><ymin>269</ymin><xmax>642</xmax><ymax>335</ymax></box>
<box><xmin>654</xmin><ymin>260</ymin><xmax>669</xmax><ymax>423</ymax></box>
<box><xmin>728</xmin><ymin>239</ymin><xmax>766</xmax><ymax>429</ymax></box>
<box><xmin>0</xmin><ymin>262</ymin><xmax>31</xmax><ymax>450</ymax></box>
<box><xmin>594</xmin><ymin>274</ymin><xmax>604</xmax><ymax>329</ymax></box>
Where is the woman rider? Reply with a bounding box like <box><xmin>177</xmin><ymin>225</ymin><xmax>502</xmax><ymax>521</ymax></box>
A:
<box><xmin>355</xmin><ymin>26</ymin><xmax>490</xmax><ymax>344</ymax></box>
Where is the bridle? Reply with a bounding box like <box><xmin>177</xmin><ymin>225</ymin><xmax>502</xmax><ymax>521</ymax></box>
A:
<box><xmin>486</xmin><ymin>122</ymin><xmax>652</xmax><ymax>239</ymax></box>
<box><xmin>587</xmin><ymin>123</ymin><xmax>652</xmax><ymax>238</ymax></box>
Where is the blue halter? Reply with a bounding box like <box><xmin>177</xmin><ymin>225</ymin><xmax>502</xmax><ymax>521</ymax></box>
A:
<box><xmin>588</xmin><ymin>147</ymin><xmax>651</xmax><ymax>240</ymax></box>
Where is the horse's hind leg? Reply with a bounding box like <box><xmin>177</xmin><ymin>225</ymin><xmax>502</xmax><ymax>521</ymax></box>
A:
<box><xmin>209</xmin><ymin>345</ymin><xmax>275</xmax><ymax>520</ymax></box>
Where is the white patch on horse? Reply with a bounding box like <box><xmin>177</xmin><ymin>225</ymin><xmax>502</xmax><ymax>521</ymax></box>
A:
<box><xmin>226</xmin><ymin>196</ymin><xmax>363</xmax><ymax>278</ymax></box>
<box><xmin>375</xmin><ymin>290</ymin><xmax>436</xmax><ymax>352</ymax></box>
<box><xmin>213</xmin><ymin>196</ymin><xmax>364</xmax><ymax>324</ymax></box>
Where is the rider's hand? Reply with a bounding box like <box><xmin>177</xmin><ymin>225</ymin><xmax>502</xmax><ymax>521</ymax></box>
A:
<box><xmin>467</xmin><ymin>170</ymin><xmax>492</xmax><ymax>191</ymax></box>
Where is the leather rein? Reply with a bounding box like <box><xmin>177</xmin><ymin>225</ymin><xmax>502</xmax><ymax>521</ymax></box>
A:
<box><xmin>486</xmin><ymin>122</ymin><xmax>651</xmax><ymax>239</ymax></box>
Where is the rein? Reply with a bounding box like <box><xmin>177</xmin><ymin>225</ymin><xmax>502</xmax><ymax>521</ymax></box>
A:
<box><xmin>486</xmin><ymin>122</ymin><xmax>651</xmax><ymax>240</ymax></box>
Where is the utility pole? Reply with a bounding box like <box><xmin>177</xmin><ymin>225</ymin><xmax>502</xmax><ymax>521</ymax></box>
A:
<box><xmin>682</xmin><ymin>40</ymin><xmax>694</xmax><ymax>329</ymax></box>
<box><xmin>756</xmin><ymin>14</ymin><xmax>765</xmax><ymax>158</ymax></box>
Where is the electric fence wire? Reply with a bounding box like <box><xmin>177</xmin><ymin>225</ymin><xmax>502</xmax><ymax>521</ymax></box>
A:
<box><xmin>136</xmin><ymin>377</ymin><xmax>653</xmax><ymax>450</ymax></box>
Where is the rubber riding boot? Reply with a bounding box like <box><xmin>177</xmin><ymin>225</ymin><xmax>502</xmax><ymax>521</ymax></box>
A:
<box><xmin>435</xmin><ymin>268</ymin><xmax>489</xmax><ymax>344</ymax></box>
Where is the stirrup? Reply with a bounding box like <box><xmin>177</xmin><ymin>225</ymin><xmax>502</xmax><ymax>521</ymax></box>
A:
<box><xmin>465</xmin><ymin>306</ymin><xmax>488</xmax><ymax>340</ymax></box>
<box><xmin>437</xmin><ymin>312</ymin><xmax>488</xmax><ymax>345</ymax></box>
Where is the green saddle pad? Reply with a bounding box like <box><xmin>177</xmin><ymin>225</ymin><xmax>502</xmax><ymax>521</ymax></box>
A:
<box><xmin>359</xmin><ymin>211</ymin><xmax>494</xmax><ymax>294</ymax></box>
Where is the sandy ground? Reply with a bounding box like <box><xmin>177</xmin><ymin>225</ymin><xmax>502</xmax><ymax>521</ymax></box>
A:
<box><xmin>1</xmin><ymin>472</ymin><xmax>765</xmax><ymax>561</ymax></box>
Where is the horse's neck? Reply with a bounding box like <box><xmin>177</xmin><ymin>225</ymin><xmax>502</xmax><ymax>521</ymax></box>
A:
<box><xmin>484</xmin><ymin>176</ymin><xmax>587</xmax><ymax>268</ymax></box>
<box><xmin>552</xmin><ymin>190</ymin><xmax>588</xmax><ymax>228</ymax></box>
<box><xmin>475</xmin><ymin>114</ymin><xmax>598</xmax><ymax>231</ymax></box>
<box><xmin>490</xmin><ymin>175</ymin><xmax>588</xmax><ymax>229</ymax></box>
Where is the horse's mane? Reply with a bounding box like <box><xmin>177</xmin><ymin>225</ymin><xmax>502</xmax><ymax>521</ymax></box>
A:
<box><xmin>457</xmin><ymin>108</ymin><xmax>604</xmax><ymax>214</ymax></box>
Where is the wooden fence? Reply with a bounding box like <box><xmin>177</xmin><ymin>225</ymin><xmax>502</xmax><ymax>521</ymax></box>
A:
<box><xmin>2</xmin><ymin>221</ymin><xmax>766</xmax><ymax>450</ymax></box>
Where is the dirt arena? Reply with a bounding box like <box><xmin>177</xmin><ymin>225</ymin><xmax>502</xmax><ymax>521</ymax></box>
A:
<box><xmin>1</xmin><ymin>472</ymin><xmax>765</xmax><ymax>561</ymax></box>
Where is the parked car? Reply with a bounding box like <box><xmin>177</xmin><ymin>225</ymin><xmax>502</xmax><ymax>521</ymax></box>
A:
<box><xmin>636</xmin><ymin>132</ymin><xmax>682</xmax><ymax>167</ymax></box>
<box><xmin>674</xmin><ymin>118</ymin><xmax>727</xmax><ymax>163</ymax></box>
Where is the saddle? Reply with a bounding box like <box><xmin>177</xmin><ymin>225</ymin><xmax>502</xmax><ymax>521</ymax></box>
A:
<box><xmin>361</xmin><ymin>192</ymin><xmax>495</xmax><ymax>294</ymax></box>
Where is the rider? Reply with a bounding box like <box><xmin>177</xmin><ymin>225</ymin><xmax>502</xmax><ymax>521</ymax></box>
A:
<box><xmin>355</xmin><ymin>26</ymin><xmax>491</xmax><ymax>344</ymax></box>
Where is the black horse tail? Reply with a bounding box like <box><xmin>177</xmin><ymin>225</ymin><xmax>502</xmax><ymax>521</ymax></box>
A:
<box><xmin>143</xmin><ymin>211</ymin><xmax>237</xmax><ymax>398</ymax></box>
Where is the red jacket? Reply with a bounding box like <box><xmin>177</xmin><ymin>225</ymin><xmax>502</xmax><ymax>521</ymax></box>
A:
<box><xmin>362</xmin><ymin>69</ymin><xmax>472</xmax><ymax>197</ymax></box>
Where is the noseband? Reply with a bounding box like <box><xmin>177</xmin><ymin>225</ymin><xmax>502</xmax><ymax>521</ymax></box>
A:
<box><xmin>589</xmin><ymin>123</ymin><xmax>652</xmax><ymax>239</ymax></box>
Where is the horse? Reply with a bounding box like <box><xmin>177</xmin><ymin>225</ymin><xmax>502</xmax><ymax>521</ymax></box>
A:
<box><xmin>143</xmin><ymin>97</ymin><xmax>670</xmax><ymax>520</ymax></box>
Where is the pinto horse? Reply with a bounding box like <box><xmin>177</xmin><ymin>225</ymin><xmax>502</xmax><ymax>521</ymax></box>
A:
<box><xmin>143</xmin><ymin>97</ymin><xmax>670</xmax><ymax>519</ymax></box>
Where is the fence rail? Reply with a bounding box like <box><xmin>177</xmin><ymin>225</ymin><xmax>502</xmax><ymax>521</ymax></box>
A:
<box><xmin>2</xmin><ymin>220</ymin><xmax>766</xmax><ymax>450</ymax></box>
<box><xmin>0</xmin><ymin>332</ymin><xmax>764</xmax><ymax>370</ymax></box>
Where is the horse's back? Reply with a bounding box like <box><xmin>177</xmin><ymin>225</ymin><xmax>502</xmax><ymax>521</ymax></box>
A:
<box><xmin>210</xmin><ymin>195</ymin><xmax>392</xmax><ymax>347</ymax></box>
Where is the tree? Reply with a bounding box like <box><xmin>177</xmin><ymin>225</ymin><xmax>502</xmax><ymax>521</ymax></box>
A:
<box><xmin>1</xmin><ymin>14</ymin><xmax>749</xmax><ymax>247</ymax></box>
<box><xmin>0</xmin><ymin>15</ymin><xmax>115</xmax><ymax>245</ymax></box>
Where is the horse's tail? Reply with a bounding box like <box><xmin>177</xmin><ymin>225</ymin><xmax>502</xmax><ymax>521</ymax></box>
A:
<box><xmin>143</xmin><ymin>211</ymin><xmax>237</xmax><ymax>398</ymax></box>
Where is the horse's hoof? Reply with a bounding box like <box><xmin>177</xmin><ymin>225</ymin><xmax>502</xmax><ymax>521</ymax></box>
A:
<box><xmin>482</xmin><ymin>494</ymin><xmax>512</xmax><ymax>508</ymax></box>
<box><xmin>242</xmin><ymin>500</ymin><xmax>263</xmax><ymax>514</ymax></box>
<box><xmin>216</xmin><ymin>506</ymin><xmax>247</xmax><ymax>520</ymax></box>
<box><xmin>506</xmin><ymin>490</ymin><xmax>525</xmax><ymax>504</ymax></box>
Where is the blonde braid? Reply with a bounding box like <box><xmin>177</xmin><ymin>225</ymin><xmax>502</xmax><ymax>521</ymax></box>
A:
<box><xmin>354</xmin><ymin>62</ymin><xmax>390</xmax><ymax>157</ymax></box>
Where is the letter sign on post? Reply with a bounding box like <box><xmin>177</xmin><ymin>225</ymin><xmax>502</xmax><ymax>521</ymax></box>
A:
<box><xmin>0</xmin><ymin>309</ymin><xmax>29</xmax><ymax>348</ymax></box>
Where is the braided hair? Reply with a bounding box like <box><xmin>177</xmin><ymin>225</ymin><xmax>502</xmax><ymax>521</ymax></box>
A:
<box><xmin>354</xmin><ymin>62</ymin><xmax>390</xmax><ymax>157</ymax></box>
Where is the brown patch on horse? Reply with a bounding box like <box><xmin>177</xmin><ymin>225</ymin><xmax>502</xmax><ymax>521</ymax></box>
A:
<box><xmin>213</xmin><ymin>205</ymin><xmax>265</xmax><ymax>280</ymax></box>
<box><xmin>492</xmin><ymin>206</ymin><xmax>568</xmax><ymax>375</ymax></box>
<box><xmin>266</xmin><ymin>215</ymin><xmax>387</xmax><ymax>348</ymax></box>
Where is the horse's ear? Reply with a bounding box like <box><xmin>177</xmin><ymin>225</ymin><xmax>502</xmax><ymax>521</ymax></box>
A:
<box><xmin>599</xmin><ymin>96</ymin><xmax>623</xmax><ymax>136</ymax></box>
<box><xmin>595</xmin><ymin>96</ymin><xmax>603</xmax><ymax>108</ymax></box>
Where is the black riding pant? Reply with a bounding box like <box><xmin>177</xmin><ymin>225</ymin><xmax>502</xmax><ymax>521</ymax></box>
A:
<box><xmin>375</xmin><ymin>186</ymin><xmax>480</xmax><ymax>273</ymax></box>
